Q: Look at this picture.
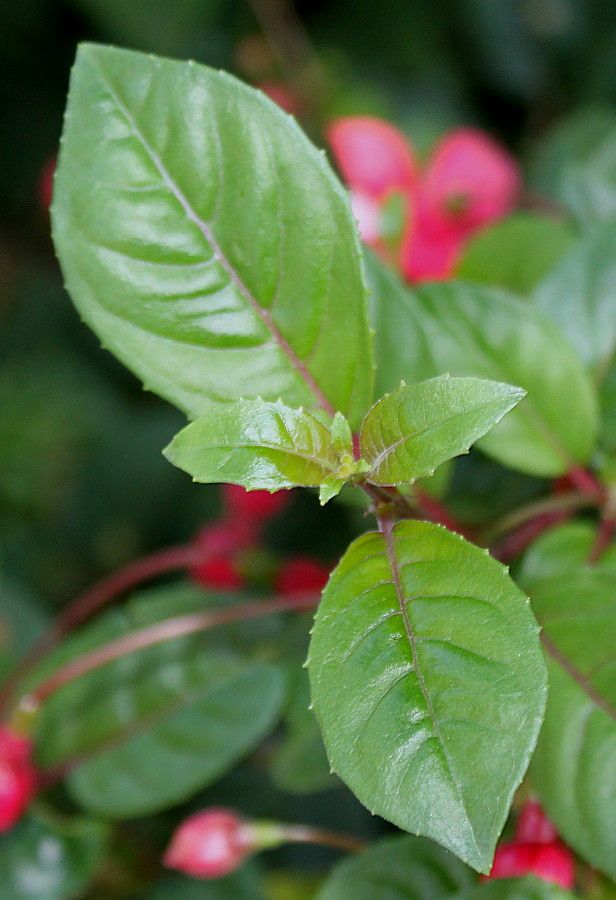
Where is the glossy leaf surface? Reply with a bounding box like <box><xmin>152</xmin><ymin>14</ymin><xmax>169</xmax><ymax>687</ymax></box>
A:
<box><xmin>366</xmin><ymin>256</ymin><xmax>597</xmax><ymax>476</ymax></box>
<box><xmin>33</xmin><ymin>587</ymin><xmax>286</xmax><ymax>817</ymax></box>
<box><xmin>165</xmin><ymin>399</ymin><xmax>343</xmax><ymax>491</ymax></box>
<box><xmin>52</xmin><ymin>44</ymin><xmax>373</xmax><ymax>428</ymax></box>
<box><xmin>529</xmin><ymin>570</ymin><xmax>616</xmax><ymax>879</ymax></box>
<box><xmin>316</xmin><ymin>834</ymin><xmax>474</xmax><ymax>900</ymax></box>
<box><xmin>360</xmin><ymin>376</ymin><xmax>524</xmax><ymax>485</ymax></box>
<box><xmin>0</xmin><ymin>812</ymin><xmax>109</xmax><ymax>900</ymax></box>
<box><xmin>308</xmin><ymin>520</ymin><xmax>547</xmax><ymax>872</ymax></box>
<box><xmin>535</xmin><ymin>219</ymin><xmax>616</xmax><ymax>375</ymax></box>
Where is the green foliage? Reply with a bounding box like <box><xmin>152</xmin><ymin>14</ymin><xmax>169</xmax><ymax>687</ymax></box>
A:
<box><xmin>528</xmin><ymin>569</ymin><xmax>616</xmax><ymax>879</ymax></box>
<box><xmin>0</xmin><ymin>812</ymin><xmax>109</xmax><ymax>900</ymax></box>
<box><xmin>33</xmin><ymin>587</ymin><xmax>286</xmax><ymax>817</ymax></box>
<box><xmin>455</xmin><ymin>878</ymin><xmax>576</xmax><ymax>900</ymax></box>
<box><xmin>146</xmin><ymin>868</ymin><xmax>266</xmax><ymax>900</ymax></box>
<box><xmin>52</xmin><ymin>44</ymin><xmax>373</xmax><ymax>429</ymax></box>
<box><xmin>367</xmin><ymin>256</ymin><xmax>598</xmax><ymax>476</ymax></box>
<box><xmin>534</xmin><ymin>218</ymin><xmax>616</xmax><ymax>375</ymax></box>
<box><xmin>315</xmin><ymin>834</ymin><xmax>475</xmax><ymax>900</ymax></box>
<box><xmin>165</xmin><ymin>399</ymin><xmax>358</xmax><ymax>494</ymax></box>
<box><xmin>360</xmin><ymin>376</ymin><xmax>524</xmax><ymax>485</ymax></box>
<box><xmin>456</xmin><ymin>214</ymin><xmax>575</xmax><ymax>295</ymax></box>
<box><xmin>308</xmin><ymin>520</ymin><xmax>547</xmax><ymax>872</ymax></box>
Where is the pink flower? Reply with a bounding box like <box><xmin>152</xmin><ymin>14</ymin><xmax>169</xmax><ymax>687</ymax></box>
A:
<box><xmin>275</xmin><ymin>556</ymin><xmax>331</xmax><ymax>597</ymax></box>
<box><xmin>164</xmin><ymin>808</ymin><xmax>255</xmax><ymax>879</ymax></box>
<box><xmin>486</xmin><ymin>841</ymin><xmax>575</xmax><ymax>890</ymax></box>
<box><xmin>0</xmin><ymin>726</ymin><xmax>37</xmax><ymax>833</ymax></box>
<box><xmin>221</xmin><ymin>484</ymin><xmax>289</xmax><ymax>524</ymax></box>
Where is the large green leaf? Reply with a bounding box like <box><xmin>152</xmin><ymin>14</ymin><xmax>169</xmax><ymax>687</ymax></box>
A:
<box><xmin>315</xmin><ymin>834</ymin><xmax>475</xmax><ymax>900</ymax></box>
<box><xmin>308</xmin><ymin>520</ymin><xmax>547</xmax><ymax>872</ymax></box>
<box><xmin>534</xmin><ymin>219</ymin><xmax>616</xmax><ymax>376</ymax></box>
<box><xmin>529</xmin><ymin>570</ymin><xmax>616</xmax><ymax>879</ymax></box>
<box><xmin>52</xmin><ymin>44</ymin><xmax>373</xmax><ymax>429</ymax></box>
<box><xmin>366</xmin><ymin>257</ymin><xmax>598</xmax><ymax>476</ymax></box>
<box><xmin>454</xmin><ymin>877</ymin><xmax>575</xmax><ymax>900</ymax></box>
<box><xmin>165</xmin><ymin>399</ymin><xmax>344</xmax><ymax>492</ymax></box>
<box><xmin>516</xmin><ymin>520</ymin><xmax>616</xmax><ymax>590</ymax></box>
<box><xmin>360</xmin><ymin>376</ymin><xmax>524</xmax><ymax>485</ymax></box>
<box><xmin>456</xmin><ymin>214</ymin><xmax>575</xmax><ymax>296</ymax></box>
<box><xmin>33</xmin><ymin>586</ymin><xmax>286</xmax><ymax>817</ymax></box>
<box><xmin>0</xmin><ymin>812</ymin><xmax>109</xmax><ymax>900</ymax></box>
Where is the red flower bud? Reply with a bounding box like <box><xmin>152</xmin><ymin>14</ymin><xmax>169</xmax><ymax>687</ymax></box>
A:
<box><xmin>515</xmin><ymin>801</ymin><xmax>559</xmax><ymax>844</ymax></box>
<box><xmin>327</xmin><ymin>116</ymin><xmax>417</xmax><ymax>201</ymax></box>
<box><xmin>0</xmin><ymin>726</ymin><xmax>36</xmax><ymax>833</ymax></box>
<box><xmin>191</xmin><ymin>555</ymin><xmax>244</xmax><ymax>591</ymax></box>
<box><xmin>275</xmin><ymin>556</ymin><xmax>330</xmax><ymax>597</ymax></box>
<box><xmin>38</xmin><ymin>156</ymin><xmax>56</xmax><ymax>213</ymax></box>
<box><xmin>221</xmin><ymin>485</ymin><xmax>289</xmax><ymax>524</ymax></box>
<box><xmin>258</xmin><ymin>81</ymin><xmax>302</xmax><ymax>117</ymax></box>
<box><xmin>486</xmin><ymin>841</ymin><xmax>575</xmax><ymax>890</ymax></box>
<box><xmin>164</xmin><ymin>808</ymin><xmax>255</xmax><ymax>879</ymax></box>
<box><xmin>419</xmin><ymin>129</ymin><xmax>519</xmax><ymax>238</ymax></box>
<box><xmin>189</xmin><ymin>521</ymin><xmax>251</xmax><ymax>590</ymax></box>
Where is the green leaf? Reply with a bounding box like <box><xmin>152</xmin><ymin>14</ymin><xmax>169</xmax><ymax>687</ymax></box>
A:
<box><xmin>52</xmin><ymin>44</ymin><xmax>373</xmax><ymax>429</ymax></box>
<box><xmin>454</xmin><ymin>877</ymin><xmax>575</xmax><ymax>900</ymax></box>
<box><xmin>308</xmin><ymin>520</ymin><xmax>547</xmax><ymax>872</ymax></box>
<box><xmin>165</xmin><ymin>399</ymin><xmax>345</xmax><ymax>492</ymax></box>
<box><xmin>527</xmin><ymin>107</ymin><xmax>616</xmax><ymax>228</ymax></box>
<box><xmin>315</xmin><ymin>834</ymin><xmax>475</xmax><ymax>900</ymax></box>
<box><xmin>366</xmin><ymin>256</ymin><xmax>598</xmax><ymax>476</ymax></box>
<box><xmin>529</xmin><ymin>570</ymin><xmax>616</xmax><ymax>879</ymax></box>
<box><xmin>33</xmin><ymin>587</ymin><xmax>286</xmax><ymax>818</ymax></box>
<box><xmin>360</xmin><ymin>376</ymin><xmax>524</xmax><ymax>486</ymax></box>
<box><xmin>534</xmin><ymin>219</ymin><xmax>616</xmax><ymax>376</ymax></box>
<box><xmin>516</xmin><ymin>520</ymin><xmax>616</xmax><ymax>590</ymax></box>
<box><xmin>0</xmin><ymin>811</ymin><xmax>109</xmax><ymax>900</ymax></box>
<box><xmin>456</xmin><ymin>214</ymin><xmax>575</xmax><ymax>296</ymax></box>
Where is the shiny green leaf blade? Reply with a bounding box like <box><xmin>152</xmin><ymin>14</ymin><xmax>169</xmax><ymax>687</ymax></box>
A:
<box><xmin>308</xmin><ymin>521</ymin><xmax>547</xmax><ymax>872</ymax></box>
<box><xmin>534</xmin><ymin>220</ymin><xmax>616</xmax><ymax>375</ymax></box>
<box><xmin>360</xmin><ymin>376</ymin><xmax>524</xmax><ymax>486</ymax></box>
<box><xmin>165</xmin><ymin>399</ymin><xmax>341</xmax><ymax>491</ymax></box>
<box><xmin>52</xmin><ymin>44</ymin><xmax>373</xmax><ymax>428</ymax></box>
<box><xmin>366</xmin><ymin>255</ymin><xmax>598</xmax><ymax>476</ymax></box>
<box><xmin>529</xmin><ymin>570</ymin><xmax>616</xmax><ymax>879</ymax></box>
<box><xmin>0</xmin><ymin>812</ymin><xmax>109</xmax><ymax>900</ymax></box>
<box><xmin>33</xmin><ymin>588</ymin><xmax>286</xmax><ymax>818</ymax></box>
<box><xmin>316</xmin><ymin>834</ymin><xmax>474</xmax><ymax>900</ymax></box>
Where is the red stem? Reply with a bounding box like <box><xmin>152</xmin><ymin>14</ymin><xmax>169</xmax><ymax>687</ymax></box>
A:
<box><xmin>567</xmin><ymin>467</ymin><xmax>605</xmax><ymax>499</ymax></box>
<box><xmin>0</xmin><ymin>544</ymin><xmax>200</xmax><ymax>714</ymax></box>
<box><xmin>491</xmin><ymin>509</ymin><xmax>572</xmax><ymax>564</ymax></box>
<box><xmin>588</xmin><ymin>515</ymin><xmax>616</xmax><ymax>565</ymax></box>
<box><xmin>413</xmin><ymin>488</ymin><xmax>473</xmax><ymax>539</ymax></box>
<box><xmin>16</xmin><ymin>593</ymin><xmax>319</xmax><ymax>713</ymax></box>
<box><xmin>282</xmin><ymin>824</ymin><xmax>366</xmax><ymax>853</ymax></box>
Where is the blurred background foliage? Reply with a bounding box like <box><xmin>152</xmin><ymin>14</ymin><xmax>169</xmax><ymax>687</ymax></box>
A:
<box><xmin>2</xmin><ymin>0</ymin><xmax>616</xmax><ymax>895</ymax></box>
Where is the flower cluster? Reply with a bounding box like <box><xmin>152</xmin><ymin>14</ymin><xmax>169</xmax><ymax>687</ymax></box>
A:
<box><xmin>327</xmin><ymin>116</ymin><xmax>519</xmax><ymax>283</ymax></box>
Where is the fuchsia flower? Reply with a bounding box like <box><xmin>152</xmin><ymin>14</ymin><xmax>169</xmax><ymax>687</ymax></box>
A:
<box><xmin>275</xmin><ymin>556</ymin><xmax>331</xmax><ymax>597</ymax></box>
<box><xmin>327</xmin><ymin>116</ymin><xmax>520</xmax><ymax>283</ymax></box>
<box><xmin>164</xmin><ymin>808</ymin><xmax>256</xmax><ymax>879</ymax></box>
<box><xmin>221</xmin><ymin>484</ymin><xmax>289</xmax><ymax>524</ymax></box>
<box><xmin>0</xmin><ymin>726</ymin><xmax>37</xmax><ymax>833</ymax></box>
<box><xmin>485</xmin><ymin>801</ymin><xmax>575</xmax><ymax>890</ymax></box>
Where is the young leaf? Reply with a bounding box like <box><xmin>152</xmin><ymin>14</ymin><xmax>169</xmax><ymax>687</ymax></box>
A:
<box><xmin>529</xmin><ymin>570</ymin><xmax>616</xmax><ymax>880</ymax></box>
<box><xmin>308</xmin><ymin>520</ymin><xmax>547</xmax><ymax>872</ymax></box>
<box><xmin>32</xmin><ymin>588</ymin><xmax>286</xmax><ymax>818</ymax></box>
<box><xmin>52</xmin><ymin>44</ymin><xmax>373</xmax><ymax>428</ymax></box>
<box><xmin>534</xmin><ymin>220</ymin><xmax>616</xmax><ymax>376</ymax></box>
<box><xmin>0</xmin><ymin>812</ymin><xmax>109</xmax><ymax>900</ymax></box>
<box><xmin>315</xmin><ymin>834</ymin><xmax>474</xmax><ymax>900</ymax></box>
<box><xmin>360</xmin><ymin>376</ymin><xmax>525</xmax><ymax>486</ymax></box>
<box><xmin>366</xmin><ymin>255</ymin><xmax>598</xmax><ymax>477</ymax></box>
<box><xmin>164</xmin><ymin>399</ymin><xmax>342</xmax><ymax>492</ymax></box>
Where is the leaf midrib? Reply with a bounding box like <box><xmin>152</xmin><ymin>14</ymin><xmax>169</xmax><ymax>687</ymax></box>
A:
<box><xmin>88</xmin><ymin>52</ymin><xmax>335</xmax><ymax>418</ymax></box>
<box><xmin>381</xmin><ymin>522</ymin><xmax>477</xmax><ymax>846</ymax></box>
